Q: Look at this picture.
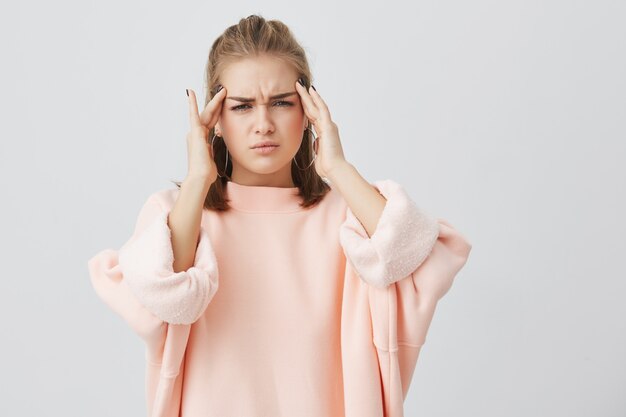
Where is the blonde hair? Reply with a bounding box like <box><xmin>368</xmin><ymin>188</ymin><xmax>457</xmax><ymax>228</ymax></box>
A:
<box><xmin>172</xmin><ymin>14</ymin><xmax>330</xmax><ymax>211</ymax></box>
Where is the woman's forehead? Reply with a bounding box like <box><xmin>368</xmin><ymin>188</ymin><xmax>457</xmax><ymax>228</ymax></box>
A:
<box><xmin>219</xmin><ymin>56</ymin><xmax>297</xmax><ymax>96</ymax></box>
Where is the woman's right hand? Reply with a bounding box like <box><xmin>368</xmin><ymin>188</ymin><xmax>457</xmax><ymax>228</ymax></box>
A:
<box><xmin>185</xmin><ymin>86</ymin><xmax>227</xmax><ymax>184</ymax></box>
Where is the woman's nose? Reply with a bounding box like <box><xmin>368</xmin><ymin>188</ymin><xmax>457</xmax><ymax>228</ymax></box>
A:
<box><xmin>254</xmin><ymin>104</ymin><xmax>274</xmax><ymax>133</ymax></box>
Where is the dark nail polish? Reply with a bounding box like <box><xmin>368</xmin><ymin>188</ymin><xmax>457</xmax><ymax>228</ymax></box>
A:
<box><xmin>297</xmin><ymin>77</ymin><xmax>304</xmax><ymax>87</ymax></box>
<box><xmin>186</xmin><ymin>89</ymin><xmax>189</xmax><ymax>96</ymax></box>
<box><xmin>311</xmin><ymin>85</ymin><xmax>317</xmax><ymax>91</ymax></box>
<box><xmin>216</xmin><ymin>84</ymin><xmax>223</xmax><ymax>93</ymax></box>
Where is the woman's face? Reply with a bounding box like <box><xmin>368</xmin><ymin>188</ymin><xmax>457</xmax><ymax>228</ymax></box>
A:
<box><xmin>215</xmin><ymin>54</ymin><xmax>308</xmax><ymax>187</ymax></box>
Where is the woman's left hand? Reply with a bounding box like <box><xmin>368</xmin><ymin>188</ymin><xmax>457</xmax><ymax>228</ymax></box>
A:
<box><xmin>295</xmin><ymin>79</ymin><xmax>347</xmax><ymax>180</ymax></box>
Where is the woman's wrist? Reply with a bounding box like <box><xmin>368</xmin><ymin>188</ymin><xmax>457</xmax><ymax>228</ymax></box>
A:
<box><xmin>184</xmin><ymin>173</ymin><xmax>214</xmax><ymax>189</ymax></box>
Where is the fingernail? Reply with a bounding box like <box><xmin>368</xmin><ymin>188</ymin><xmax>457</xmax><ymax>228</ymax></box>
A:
<box><xmin>186</xmin><ymin>88</ymin><xmax>189</xmax><ymax>96</ymax></box>
<box><xmin>297</xmin><ymin>77</ymin><xmax>304</xmax><ymax>87</ymax></box>
<box><xmin>311</xmin><ymin>85</ymin><xmax>317</xmax><ymax>92</ymax></box>
<box><xmin>216</xmin><ymin>84</ymin><xmax>224</xmax><ymax>94</ymax></box>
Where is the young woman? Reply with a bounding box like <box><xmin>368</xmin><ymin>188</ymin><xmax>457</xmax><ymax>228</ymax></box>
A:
<box><xmin>88</xmin><ymin>14</ymin><xmax>472</xmax><ymax>417</ymax></box>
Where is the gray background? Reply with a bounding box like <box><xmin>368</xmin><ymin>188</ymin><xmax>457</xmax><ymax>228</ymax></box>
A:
<box><xmin>1</xmin><ymin>1</ymin><xmax>624</xmax><ymax>416</ymax></box>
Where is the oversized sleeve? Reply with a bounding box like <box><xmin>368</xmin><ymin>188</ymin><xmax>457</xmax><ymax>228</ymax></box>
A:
<box><xmin>338</xmin><ymin>179</ymin><xmax>441</xmax><ymax>289</ymax></box>
<box><xmin>87</xmin><ymin>192</ymin><xmax>219</xmax><ymax>329</ymax></box>
<box><xmin>338</xmin><ymin>180</ymin><xmax>472</xmax><ymax>416</ymax></box>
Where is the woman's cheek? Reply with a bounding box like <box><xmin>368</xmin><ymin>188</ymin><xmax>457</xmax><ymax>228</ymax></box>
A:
<box><xmin>284</xmin><ymin>111</ymin><xmax>305</xmax><ymax>133</ymax></box>
<box><xmin>219</xmin><ymin>113</ymin><xmax>242</xmax><ymax>140</ymax></box>
<box><xmin>219</xmin><ymin>110</ymin><xmax>234</xmax><ymax>129</ymax></box>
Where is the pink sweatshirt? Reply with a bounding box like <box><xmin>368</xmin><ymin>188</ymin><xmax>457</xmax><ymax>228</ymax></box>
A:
<box><xmin>87</xmin><ymin>179</ymin><xmax>472</xmax><ymax>417</ymax></box>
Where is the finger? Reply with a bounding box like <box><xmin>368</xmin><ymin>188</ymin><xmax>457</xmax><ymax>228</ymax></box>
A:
<box><xmin>199</xmin><ymin>87</ymin><xmax>227</xmax><ymax>127</ymax></box>
<box><xmin>187</xmin><ymin>89</ymin><xmax>201</xmax><ymax>128</ymax></box>
<box><xmin>295</xmin><ymin>80</ymin><xmax>320</xmax><ymax>124</ymax></box>
<box><xmin>308</xmin><ymin>86</ymin><xmax>331</xmax><ymax>123</ymax></box>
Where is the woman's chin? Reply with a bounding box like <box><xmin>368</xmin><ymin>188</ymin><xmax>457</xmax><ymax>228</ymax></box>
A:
<box><xmin>239</xmin><ymin>160</ymin><xmax>290</xmax><ymax>176</ymax></box>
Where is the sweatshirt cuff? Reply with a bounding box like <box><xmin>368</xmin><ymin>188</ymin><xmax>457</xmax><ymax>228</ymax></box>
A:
<box><xmin>117</xmin><ymin>209</ymin><xmax>219</xmax><ymax>324</ymax></box>
<box><xmin>339</xmin><ymin>179</ymin><xmax>440</xmax><ymax>288</ymax></box>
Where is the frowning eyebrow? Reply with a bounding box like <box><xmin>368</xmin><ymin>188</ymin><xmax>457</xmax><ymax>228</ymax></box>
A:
<box><xmin>226</xmin><ymin>91</ymin><xmax>297</xmax><ymax>103</ymax></box>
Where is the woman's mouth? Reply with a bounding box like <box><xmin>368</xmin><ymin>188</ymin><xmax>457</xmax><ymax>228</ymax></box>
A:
<box><xmin>252</xmin><ymin>145</ymin><xmax>279</xmax><ymax>155</ymax></box>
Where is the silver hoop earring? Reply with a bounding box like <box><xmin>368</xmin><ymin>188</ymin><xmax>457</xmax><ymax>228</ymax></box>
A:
<box><xmin>293</xmin><ymin>126</ymin><xmax>317</xmax><ymax>170</ymax></box>
<box><xmin>211</xmin><ymin>133</ymin><xmax>230</xmax><ymax>179</ymax></box>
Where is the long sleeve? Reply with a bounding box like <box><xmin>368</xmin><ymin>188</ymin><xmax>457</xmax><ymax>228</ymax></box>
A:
<box><xmin>368</xmin><ymin>219</ymin><xmax>472</xmax><ymax>405</ymax></box>
<box><xmin>87</xmin><ymin>247</ymin><xmax>167</xmax><ymax>354</ymax></box>
<box><xmin>338</xmin><ymin>179</ymin><xmax>440</xmax><ymax>289</ymax></box>
<box><xmin>88</xmin><ymin>191</ymin><xmax>220</xmax><ymax>329</ymax></box>
<box><xmin>337</xmin><ymin>180</ymin><xmax>472</xmax><ymax>417</ymax></box>
<box><xmin>117</xmin><ymin>194</ymin><xmax>219</xmax><ymax>325</ymax></box>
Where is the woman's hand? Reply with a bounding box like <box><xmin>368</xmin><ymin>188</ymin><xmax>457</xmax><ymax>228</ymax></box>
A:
<box><xmin>295</xmin><ymin>80</ymin><xmax>347</xmax><ymax>179</ymax></box>
<box><xmin>185</xmin><ymin>87</ymin><xmax>227</xmax><ymax>183</ymax></box>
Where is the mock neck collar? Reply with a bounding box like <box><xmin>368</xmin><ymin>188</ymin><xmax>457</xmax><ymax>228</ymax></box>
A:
<box><xmin>225</xmin><ymin>180</ymin><xmax>304</xmax><ymax>213</ymax></box>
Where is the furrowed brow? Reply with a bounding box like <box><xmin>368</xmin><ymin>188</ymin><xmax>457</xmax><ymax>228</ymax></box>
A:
<box><xmin>226</xmin><ymin>91</ymin><xmax>297</xmax><ymax>103</ymax></box>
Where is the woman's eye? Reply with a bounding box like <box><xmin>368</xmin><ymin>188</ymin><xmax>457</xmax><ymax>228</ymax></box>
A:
<box><xmin>231</xmin><ymin>101</ymin><xmax>293</xmax><ymax>111</ymax></box>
